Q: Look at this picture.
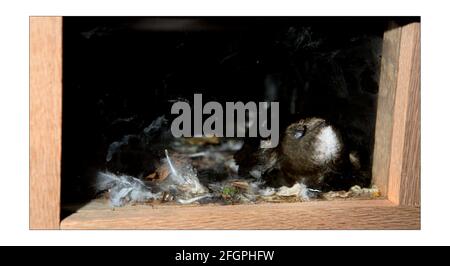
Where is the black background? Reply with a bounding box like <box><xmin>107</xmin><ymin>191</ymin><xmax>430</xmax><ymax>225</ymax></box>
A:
<box><xmin>61</xmin><ymin>17</ymin><xmax>418</xmax><ymax>205</ymax></box>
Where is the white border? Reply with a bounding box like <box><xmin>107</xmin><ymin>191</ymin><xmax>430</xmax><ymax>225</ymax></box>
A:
<box><xmin>1</xmin><ymin>0</ymin><xmax>449</xmax><ymax>245</ymax></box>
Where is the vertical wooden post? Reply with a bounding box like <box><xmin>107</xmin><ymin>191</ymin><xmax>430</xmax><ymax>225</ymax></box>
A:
<box><xmin>372</xmin><ymin>22</ymin><xmax>420</xmax><ymax>206</ymax></box>
<box><xmin>372</xmin><ymin>22</ymin><xmax>402</xmax><ymax>197</ymax></box>
<box><xmin>388</xmin><ymin>22</ymin><xmax>420</xmax><ymax>206</ymax></box>
<box><xmin>30</xmin><ymin>17</ymin><xmax>62</xmax><ymax>229</ymax></box>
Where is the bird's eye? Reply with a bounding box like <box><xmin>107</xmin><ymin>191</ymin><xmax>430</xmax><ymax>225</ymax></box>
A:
<box><xmin>294</xmin><ymin>126</ymin><xmax>307</xmax><ymax>139</ymax></box>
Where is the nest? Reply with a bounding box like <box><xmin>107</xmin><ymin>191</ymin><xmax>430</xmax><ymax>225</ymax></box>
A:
<box><xmin>96</xmin><ymin>123</ymin><xmax>379</xmax><ymax>207</ymax></box>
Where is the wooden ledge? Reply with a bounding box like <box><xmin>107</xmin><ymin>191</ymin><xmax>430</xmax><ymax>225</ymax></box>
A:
<box><xmin>61</xmin><ymin>199</ymin><xmax>420</xmax><ymax>230</ymax></box>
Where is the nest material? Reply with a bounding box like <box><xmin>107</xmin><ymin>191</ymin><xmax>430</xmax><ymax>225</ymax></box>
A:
<box><xmin>97</xmin><ymin>116</ymin><xmax>379</xmax><ymax>207</ymax></box>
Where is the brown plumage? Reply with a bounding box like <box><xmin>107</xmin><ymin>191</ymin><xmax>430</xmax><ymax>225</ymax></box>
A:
<box><xmin>235</xmin><ymin>117</ymin><xmax>345</xmax><ymax>189</ymax></box>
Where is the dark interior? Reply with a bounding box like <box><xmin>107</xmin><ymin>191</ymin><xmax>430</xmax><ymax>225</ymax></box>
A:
<box><xmin>61</xmin><ymin>17</ymin><xmax>411</xmax><ymax>206</ymax></box>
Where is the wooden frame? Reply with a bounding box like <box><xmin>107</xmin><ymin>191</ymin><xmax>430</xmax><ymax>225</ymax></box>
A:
<box><xmin>30</xmin><ymin>17</ymin><xmax>62</xmax><ymax>229</ymax></box>
<box><xmin>30</xmin><ymin>17</ymin><xmax>420</xmax><ymax>229</ymax></box>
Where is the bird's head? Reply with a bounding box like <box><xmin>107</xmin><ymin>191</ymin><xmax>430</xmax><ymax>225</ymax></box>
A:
<box><xmin>282</xmin><ymin>117</ymin><xmax>342</xmax><ymax>163</ymax></box>
<box><xmin>284</xmin><ymin>117</ymin><xmax>327</xmax><ymax>142</ymax></box>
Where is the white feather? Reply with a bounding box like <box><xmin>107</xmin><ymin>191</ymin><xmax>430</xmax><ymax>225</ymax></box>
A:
<box><xmin>313</xmin><ymin>126</ymin><xmax>341</xmax><ymax>162</ymax></box>
<box><xmin>96</xmin><ymin>172</ymin><xmax>160</xmax><ymax>207</ymax></box>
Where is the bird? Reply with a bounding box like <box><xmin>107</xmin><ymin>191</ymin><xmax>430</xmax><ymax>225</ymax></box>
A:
<box><xmin>235</xmin><ymin>117</ymin><xmax>348</xmax><ymax>190</ymax></box>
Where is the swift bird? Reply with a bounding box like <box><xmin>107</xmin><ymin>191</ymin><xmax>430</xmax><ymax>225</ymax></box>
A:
<box><xmin>235</xmin><ymin>117</ymin><xmax>349</xmax><ymax>189</ymax></box>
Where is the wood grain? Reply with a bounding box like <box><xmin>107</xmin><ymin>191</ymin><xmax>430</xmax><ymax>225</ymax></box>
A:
<box><xmin>400</xmin><ymin>25</ymin><xmax>420</xmax><ymax>206</ymax></box>
<box><xmin>372</xmin><ymin>22</ymin><xmax>420</xmax><ymax>206</ymax></box>
<box><xmin>372</xmin><ymin>22</ymin><xmax>402</xmax><ymax>197</ymax></box>
<box><xmin>61</xmin><ymin>199</ymin><xmax>420</xmax><ymax>229</ymax></box>
<box><xmin>30</xmin><ymin>17</ymin><xmax>62</xmax><ymax>229</ymax></box>
<box><xmin>388</xmin><ymin>22</ymin><xmax>421</xmax><ymax>206</ymax></box>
